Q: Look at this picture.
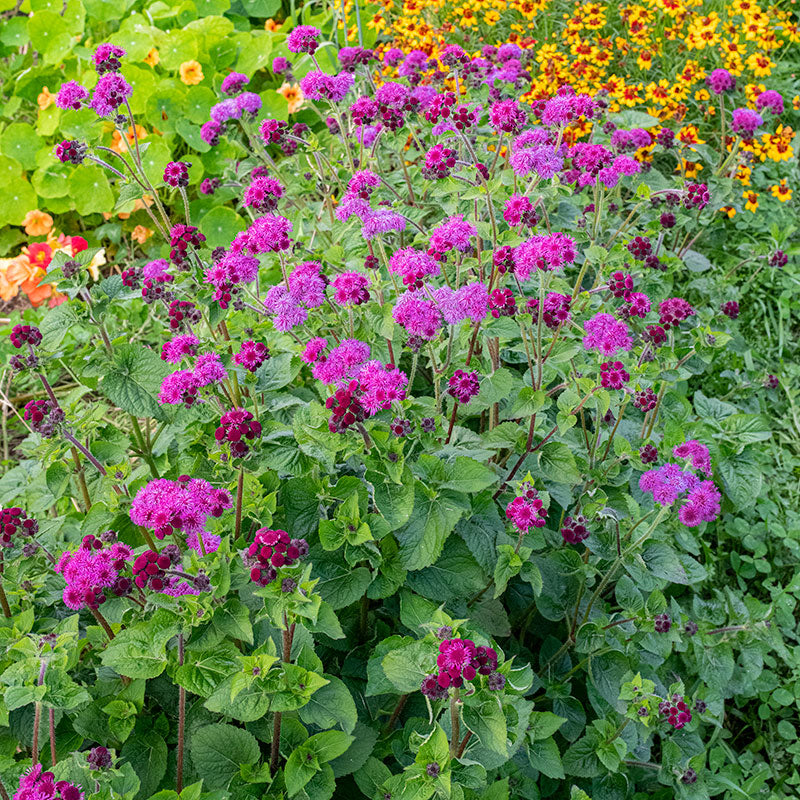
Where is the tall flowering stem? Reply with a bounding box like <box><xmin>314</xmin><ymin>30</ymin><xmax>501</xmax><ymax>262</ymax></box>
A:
<box><xmin>270</xmin><ymin>612</ymin><xmax>296</xmax><ymax>775</ymax></box>
<box><xmin>448</xmin><ymin>688</ymin><xmax>461</xmax><ymax>758</ymax></box>
<box><xmin>177</xmin><ymin>633</ymin><xmax>186</xmax><ymax>793</ymax></box>
<box><xmin>89</xmin><ymin>606</ymin><xmax>115</xmax><ymax>640</ymax></box>
<box><xmin>31</xmin><ymin>659</ymin><xmax>46</xmax><ymax>765</ymax></box>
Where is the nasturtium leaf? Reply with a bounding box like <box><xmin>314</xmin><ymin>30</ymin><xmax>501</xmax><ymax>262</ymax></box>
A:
<box><xmin>69</xmin><ymin>165</ymin><xmax>114</xmax><ymax>216</ymax></box>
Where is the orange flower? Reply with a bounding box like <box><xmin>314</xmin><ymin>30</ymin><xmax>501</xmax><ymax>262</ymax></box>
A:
<box><xmin>132</xmin><ymin>225</ymin><xmax>153</xmax><ymax>244</ymax></box>
<box><xmin>110</xmin><ymin>125</ymin><xmax>148</xmax><ymax>154</ymax></box>
<box><xmin>0</xmin><ymin>256</ymin><xmax>36</xmax><ymax>302</ymax></box>
<box><xmin>278</xmin><ymin>82</ymin><xmax>304</xmax><ymax>114</ymax></box>
<box><xmin>179</xmin><ymin>61</ymin><xmax>204</xmax><ymax>86</ymax></box>
<box><xmin>23</xmin><ymin>210</ymin><xmax>54</xmax><ymax>237</ymax></box>
<box><xmin>144</xmin><ymin>48</ymin><xmax>160</xmax><ymax>67</ymax></box>
<box><xmin>265</xmin><ymin>19</ymin><xmax>281</xmax><ymax>31</ymax></box>
<box><xmin>37</xmin><ymin>86</ymin><xmax>55</xmax><ymax>111</ymax></box>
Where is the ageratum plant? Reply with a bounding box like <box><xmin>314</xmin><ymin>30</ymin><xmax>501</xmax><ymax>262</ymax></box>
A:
<box><xmin>0</xmin><ymin>28</ymin><xmax>785</xmax><ymax>800</ymax></box>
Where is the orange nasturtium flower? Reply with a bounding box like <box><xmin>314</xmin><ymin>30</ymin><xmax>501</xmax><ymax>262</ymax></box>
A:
<box><xmin>111</xmin><ymin>125</ymin><xmax>148</xmax><ymax>154</ymax></box>
<box><xmin>179</xmin><ymin>61</ymin><xmax>204</xmax><ymax>86</ymax></box>
<box><xmin>132</xmin><ymin>225</ymin><xmax>153</xmax><ymax>244</ymax></box>
<box><xmin>265</xmin><ymin>19</ymin><xmax>282</xmax><ymax>31</ymax></box>
<box><xmin>23</xmin><ymin>210</ymin><xmax>54</xmax><ymax>237</ymax></box>
<box><xmin>37</xmin><ymin>87</ymin><xmax>56</xmax><ymax>110</ymax></box>
<box><xmin>278</xmin><ymin>83</ymin><xmax>304</xmax><ymax>114</ymax></box>
<box><xmin>144</xmin><ymin>48</ymin><xmax>160</xmax><ymax>67</ymax></box>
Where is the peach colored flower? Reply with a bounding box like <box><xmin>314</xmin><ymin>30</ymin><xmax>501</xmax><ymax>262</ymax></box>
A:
<box><xmin>144</xmin><ymin>48</ymin><xmax>160</xmax><ymax>67</ymax></box>
<box><xmin>37</xmin><ymin>86</ymin><xmax>55</xmax><ymax>111</ymax></box>
<box><xmin>110</xmin><ymin>125</ymin><xmax>148</xmax><ymax>154</ymax></box>
<box><xmin>0</xmin><ymin>256</ymin><xmax>34</xmax><ymax>302</ymax></box>
<box><xmin>179</xmin><ymin>61</ymin><xmax>204</xmax><ymax>86</ymax></box>
<box><xmin>265</xmin><ymin>19</ymin><xmax>281</xmax><ymax>31</ymax></box>
<box><xmin>132</xmin><ymin>225</ymin><xmax>153</xmax><ymax>244</ymax></box>
<box><xmin>23</xmin><ymin>210</ymin><xmax>54</xmax><ymax>237</ymax></box>
<box><xmin>278</xmin><ymin>82</ymin><xmax>304</xmax><ymax>114</ymax></box>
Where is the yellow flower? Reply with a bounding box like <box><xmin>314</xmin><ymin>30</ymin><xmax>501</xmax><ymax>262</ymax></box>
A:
<box><xmin>179</xmin><ymin>61</ymin><xmax>204</xmax><ymax>86</ymax></box>
<box><xmin>277</xmin><ymin>82</ymin><xmax>304</xmax><ymax>114</ymax></box>
<box><xmin>719</xmin><ymin>205</ymin><xmax>737</xmax><ymax>218</ymax></box>
<box><xmin>23</xmin><ymin>210</ymin><xmax>54</xmax><ymax>237</ymax></box>
<box><xmin>265</xmin><ymin>19</ymin><xmax>282</xmax><ymax>31</ymax></box>
<box><xmin>132</xmin><ymin>225</ymin><xmax>153</xmax><ymax>244</ymax></box>
<box><xmin>37</xmin><ymin>87</ymin><xmax>55</xmax><ymax>111</ymax></box>
<box><xmin>745</xmin><ymin>52</ymin><xmax>774</xmax><ymax>77</ymax></box>
<box><xmin>144</xmin><ymin>48</ymin><xmax>160</xmax><ymax>67</ymax></box>
<box><xmin>770</xmin><ymin>179</ymin><xmax>792</xmax><ymax>202</ymax></box>
<box><xmin>742</xmin><ymin>190</ymin><xmax>759</xmax><ymax>212</ymax></box>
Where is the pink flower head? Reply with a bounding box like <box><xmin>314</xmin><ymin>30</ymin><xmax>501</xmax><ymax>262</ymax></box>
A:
<box><xmin>244</xmin><ymin>177</ymin><xmax>284</xmax><ymax>212</ymax></box>
<box><xmin>489</xmin><ymin>99</ymin><xmax>528</xmax><ymax>134</ymax></box>
<box><xmin>354</xmin><ymin>360</ymin><xmax>408</xmax><ymax>413</ymax></box>
<box><xmin>234</xmin><ymin>340</ymin><xmax>270</xmax><ymax>372</ymax></box>
<box><xmin>302</xmin><ymin>337</ymin><xmax>328</xmax><ymax>364</ymax></box>
<box><xmin>300</xmin><ymin>70</ymin><xmax>354</xmax><ymax>102</ymax></box>
<box><xmin>673</xmin><ymin>440</ymin><xmax>712</xmax><ymax>475</ymax></box>
<box><xmin>161</xmin><ymin>334</ymin><xmax>199</xmax><ymax>364</ymax></box>
<box><xmin>287</xmin><ymin>25</ymin><xmax>321</xmax><ymax>54</ymax></box>
<box><xmin>393</xmin><ymin>292</ymin><xmax>442</xmax><ymax>340</ymax></box>
<box><xmin>429</xmin><ymin>214</ymin><xmax>476</xmax><ymax>257</ymax></box>
<box><xmin>447</xmin><ymin>369</ymin><xmax>480</xmax><ymax>403</ymax></box>
<box><xmin>600</xmin><ymin>360</ymin><xmax>630</xmax><ymax>389</ymax></box>
<box><xmin>332</xmin><ymin>272</ymin><xmax>370</xmax><ymax>306</ymax></box>
<box><xmin>361</xmin><ymin>209</ymin><xmax>406</xmax><ymax>240</ymax></box>
<box><xmin>312</xmin><ymin>339</ymin><xmax>370</xmax><ymax>383</ymax></box>
<box><xmin>389</xmin><ymin>247</ymin><xmax>440</xmax><ymax>289</ymax></box>
<box><xmin>56</xmin><ymin>81</ymin><xmax>88</xmax><ymax>110</ymax></box>
<box><xmin>513</xmin><ymin>233</ymin><xmax>576</xmax><ymax>279</ymax></box>
<box><xmin>288</xmin><ymin>261</ymin><xmax>326</xmax><ymax>308</ymax></box>
<box><xmin>130</xmin><ymin>477</ymin><xmax>232</xmax><ymax>541</ymax></box>
<box><xmin>583</xmin><ymin>313</ymin><xmax>633</xmax><ymax>356</ymax></box>
<box><xmin>658</xmin><ymin>297</ymin><xmax>695</xmax><ymax>329</ymax></box>
<box><xmin>505</xmin><ymin>482</ymin><xmax>547</xmax><ymax>531</ymax></box>
<box><xmin>245</xmin><ymin>214</ymin><xmax>293</xmax><ymax>253</ymax></box>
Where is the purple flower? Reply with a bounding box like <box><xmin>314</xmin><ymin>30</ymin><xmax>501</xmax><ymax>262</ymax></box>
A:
<box><xmin>731</xmin><ymin>108</ymin><xmax>763</xmax><ymax>138</ymax></box>
<box><xmin>286</xmin><ymin>25</ymin><xmax>321</xmax><ymax>54</ymax></box>
<box><xmin>200</xmin><ymin>120</ymin><xmax>223</xmax><ymax>146</ymax></box>
<box><xmin>300</xmin><ymin>70</ymin><xmax>354</xmax><ymax>102</ymax></box>
<box><xmin>361</xmin><ymin>209</ymin><xmax>406</xmax><ymax>240</ymax></box>
<box><xmin>245</xmin><ymin>214</ymin><xmax>293</xmax><ymax>253</ymax></box>
<box><xmin>312</xmin><ymin>339</ymin><xmax>371</xmax><ymax>383</ymax></box>
<box><xmin>429</xmin><ymin>214</ymin><xmax>476</xmax><ymax>256</ymax></box>
<box><xmin>332</xmin><ymin>272</ymin><xmax>370</xmax><ymax>306</ymax></box>
<box><xmin>393</xmin><ymin>292</ymin><xmax>442</xmax><ymax>340</ymax></box>
<box><xmin>221</xmin><ymin>72</ymin><xmax>249</xmax><ymax>95</ymax></box>
<box><xmin>93</xmin><ymin>43</ymin><xmax>125</xmax><ymax>74</ymax></box>
<box><xmin>383</xmin><ymin>47</ymin><xmax>404</xmax><ymax>66</ymax></box>
<box><xmin>210</xmin><ymin>98</ymin><xmax>242</xmax><ymax>123</ymax></box>
<box><xmin>706</xmin><ymin>68</ymin><xmax>735</xmax><ymax>94</ymax></box>
<box><xmin>448</xmin><ymin>370</ymin><xmax>480</xmax><ymax>403</ymax></box>
<box><xmin>582</xmin><ymin>313</ymin><xmax>633</xmax><ymax>356</ymax></box>
<box><xmin>236</xmin><ymin>92</ymin><xmax>262</xmax><ymax>116</ymax></box>
<box><xmin>90</xmin><ymin>73</ymin><xmax>133</xmax><ymax>116</ymax></box>
<box><xmin>161</xmin><ymin>334</ymin><xmax>199</xmax><ymax>364</ymax></box>
<box><xmin>489</xmin><ymin>99</ymin><xmax>528</xmax><ymax>134</ymax></box>
<box><xmin>164</xmin><ymin>161</ymin><xmax>189</xmax><ymax>188</ymax></box>
<box><xmin>513</xmin><ymin>233</ymin><xmax>576</xmax><ymax>279</ymax></box>
<box><xmin>673</xmin><ymin>440</ymin><xmax>712</xmax><ymax>475</ymax></box>
<box><xmin>756</xmin><ymin>89</ymin><xmax>783</xmax><ymax>115</ymax></box>
<box><xmin>244</xmin><ymin>177</ymin><xmax>283</xmax><ymax>212</ymax></box>
<box><xmin>56</xmin><ymin>81</ymin><xmax>88</xmax><ymax>110</ymax></box>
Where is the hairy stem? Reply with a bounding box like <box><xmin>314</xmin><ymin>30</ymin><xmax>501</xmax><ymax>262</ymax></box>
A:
<box><xmin>177</xmin><ymin>633</ymin><xmax>186</xmax><ymax>793</ymax></box>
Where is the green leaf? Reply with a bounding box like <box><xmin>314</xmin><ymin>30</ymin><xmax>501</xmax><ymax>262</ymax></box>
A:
<box><xmin>45</xmin><ymin>462</ymin><xmax>71</xmax><ymax>498</ymax></box>
<box><xmin>439</xmin><ymin>457</ymin><xmax>498</xmax><ymax>493</ymax></box>
<box><xmin>69</xmin><ymin>165</ymin><xmax>115</xmax><ymax>215</ymax></box>
<box><xmin>120</xmin><ymin>730</ymin><xmax>168</xmax><ymax>798</ymax></box>
<box><xmin>394</xmin><ymin>484</ymin><xmax>468</xmax><ymax>570</ymax></box>
<box><xmin>528</xmin><ymin>711</ymin><xmax>568</xmax><ymax>740</ymax></box>
<box><xmin>0</xmin><ymin>122</ymin><xmax>43</xmax><ymax>170</ymax></box>
<box><xmin>381</xmin><ymin>639</ymin><xmax>431</xmax><ymax>693</ymax></box>
<box><xmin>307</xmin><ymin>730</ymin><xmax>354</xmax><ymax>762</ymax></box>
<box><xmin>188</xmin><ymin>724</ymin><xmax>260</xmax><ymax>790</ymax></box>
<box><xmin>493</xmin><ymin>544</ymin><xmax>524</xmax><ymax>598</ymax></box>
<box><xmin>298</xmin><ymin>676</ymin><xmax>357</xmax><ymax>734</ymax></box>
<box><xmin>537</xmin><ymin>443</ymin><xmax>581</xmax><ymax>485</ymax></box>
<box><xmin>462</xmin><ymin>697</ymin><xmax>507</xmax><ymax>758</ymax></box>
<box><xmin>0</xmin><ymin>174</ymin><xmax>37</xmax><ymax>226</ymax></box>
<box><xmin>100</xmin><ymin>344</ymin><xmax>171</xmax><ymax>421</ymax></box>
<box><xmin>198</xmin><ymin>206</ymin><xmax>247</xmax><ymax>249</ymax></box>
<box><xmin>405</xmin><ymin>537</ymin><xmax>486</xmax><ymax>603</ymax></box>
<box><xmin>529</xmin><ymin>736</ymin><xmax>564</xmax><ymax>779</ymax></box>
